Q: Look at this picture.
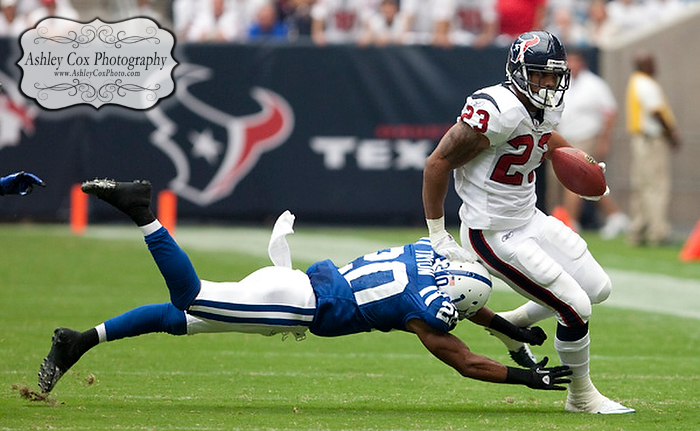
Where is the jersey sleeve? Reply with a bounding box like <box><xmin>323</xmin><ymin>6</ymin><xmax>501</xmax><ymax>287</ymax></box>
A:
<box><xmin>459</xmin><ymin>91</ymin><xmax>514</xmax><ymax>147</ymax></box>
<box><xmin>406</xmin><ymin>287</ymin><xmax>457</xmax><ymax>333</ymax></box>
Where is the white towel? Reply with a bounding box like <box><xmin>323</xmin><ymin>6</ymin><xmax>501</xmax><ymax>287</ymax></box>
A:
<box><xmin>267</xmin><ymin>210</ymin><xmax>295</xmax><ymax>268</ymax></box>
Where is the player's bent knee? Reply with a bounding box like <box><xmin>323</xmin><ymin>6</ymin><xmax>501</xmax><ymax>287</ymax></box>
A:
<box><xmin>160</xmin><ymin>303</ymin><xmax>188</xmax><ymax>335</ymax></box>
<box><xmin>549</xmin><ymin>272</ymin><xmax>591</xmax><ymax>324</ymax></box>
<box><xmin>589</xmin><ymin>275</ymin><xmax>611</xmax><ymax>304</ymax></box>
<box><xmin>575</xmin><ymin>292</ymin><xmax>592</xmax><ymax>322</ymax></box>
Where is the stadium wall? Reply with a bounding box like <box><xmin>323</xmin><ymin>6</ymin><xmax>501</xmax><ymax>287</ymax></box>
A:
<box><xmin>9</xmin><ymin>37</ymin><xmax>695</xmax><ymax>231</ymax></box>
<box><xmin>599</xmin><ymin>7</ymin><xmax>700</xmax><ymax>234</ymax></box>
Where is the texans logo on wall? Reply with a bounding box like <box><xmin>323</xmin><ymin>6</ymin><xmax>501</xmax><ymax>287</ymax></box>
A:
<box><xmin>146</xmin><ymin>63</ymin><xmax>295</xmax><ymax>206</ymax></box>
<box><xmin>0</xmin><ymin>70</ymin><xmax>38</xmax><ymax>151</ymax></box>
<box><xmin>0</xmin><ymin>41</ymin><xmax>484</xmax><ymax>222</ymax></box>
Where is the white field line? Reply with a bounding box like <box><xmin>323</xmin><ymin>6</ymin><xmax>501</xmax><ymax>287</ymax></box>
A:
<box><xmin>85</xmin><ymin>226</ymin><xmax>700</xmax><ymax>320</ymax></box>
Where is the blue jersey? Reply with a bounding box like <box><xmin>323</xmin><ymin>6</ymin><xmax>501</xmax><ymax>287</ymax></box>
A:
<box><xmin>306</xmin><ymin>238</ymin><xmax>459</xmax><ymax>337</ymax></box>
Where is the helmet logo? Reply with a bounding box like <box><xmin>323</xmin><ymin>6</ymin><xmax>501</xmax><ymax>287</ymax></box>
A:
<box><xmin>516</xmin><ymin>35</ymin><xmax>541</xmax><ymax>63</ymax></box>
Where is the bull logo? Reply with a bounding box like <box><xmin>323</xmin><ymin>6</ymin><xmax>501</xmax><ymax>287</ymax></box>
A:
<box><xmin>515</xmin><ymin>35</ymin><xmax>541</xmax><ymax>63</ymax></box>
<box><xmin>146</xmin><ymin>64</ymin><xmax>294</xmax><ymax>206</ymax></box>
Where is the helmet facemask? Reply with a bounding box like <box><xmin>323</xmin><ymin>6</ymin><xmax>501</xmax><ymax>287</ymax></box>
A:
<box><xmin>510</xmin><ymin>60</ymin><xmax>570</xmax><ymax>109</ymax></box>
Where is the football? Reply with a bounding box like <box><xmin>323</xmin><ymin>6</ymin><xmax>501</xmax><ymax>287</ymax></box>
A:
<box><xmin>550</xmin><ymin>147</ymin><xmax>607</xmax><ymax>197</ymax></box>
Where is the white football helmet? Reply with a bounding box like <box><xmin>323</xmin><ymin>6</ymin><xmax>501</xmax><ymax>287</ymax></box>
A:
<box><xmin>433</xmin><ymin>258</ymin><xmax>492</xmax><ymax>319</ymax></box>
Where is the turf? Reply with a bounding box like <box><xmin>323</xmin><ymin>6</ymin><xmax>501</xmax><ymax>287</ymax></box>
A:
<box><xmin>1</xmin><ymin>224</ymin><xmax>699</xmax><ymax>430</ymax></box>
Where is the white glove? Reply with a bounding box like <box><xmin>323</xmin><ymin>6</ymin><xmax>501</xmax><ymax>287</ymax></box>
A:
<box><xmin>427</xmin><ymin>217</ymin><xmax>477</xmax><ymax>262</ymax></box>
<box><xmin>580</xmin><ymin>185</ymin><xmax>610</xmax><ymax>202</ymax></box>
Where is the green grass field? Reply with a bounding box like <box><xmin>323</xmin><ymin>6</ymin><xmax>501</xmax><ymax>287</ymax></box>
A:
<box><xmin>1</xmin><ymin>223</ymin><xmax>699</xmax><ymax>430</ymax></box>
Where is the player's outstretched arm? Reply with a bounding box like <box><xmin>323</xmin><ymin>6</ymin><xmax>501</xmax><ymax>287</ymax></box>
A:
<box><xmin>406</xmin><ymin>319</ymin><xmax>570</xmax><ymax>390</ymax></box>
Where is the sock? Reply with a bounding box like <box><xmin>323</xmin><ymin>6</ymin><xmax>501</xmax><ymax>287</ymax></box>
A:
<box><xmin>497</xmin><ymin>301</ymin><xmax>555</xmax><ymax>328</ymax></box>
<box><xmin>140</xmin><ymin>220</ymin><xmax>163</xmax><ymax>237</ymax></box>
<box><xmin>488</xmin><ymin>302</ymin><xmax>554</xmax><ymax>351</ymax></box>
<box><xmin>145</xmin><ymin>227</ymin><xmax>201</xmax><ymax>310</ymax></box>
<box><xmin>488</xmin><ymin>306</ymin><xmax>532</xmax><ymax>350</ymax></box>
<box><xmin>103</xmin><ymin>303</ymin><xmax>187</xmax><ymax>341</ymax></box>
<box><xmin>554</xmin><ymin>324</ymin><xmax>602</xmax><ymax>403</ymax></box>
<box><xmin>554</xmin><ymin>332</ymin><xmax>591</xmax><ymax>379</ymax></box>
<box><xmin>96</xmin><ymin>323</ymin><xmax>107</xmax><ymax>343</ymax></box>
<box><xmin>520</xmin><ymin>301</ymin><xmax>556</xmax><ymax>324</ymax></box>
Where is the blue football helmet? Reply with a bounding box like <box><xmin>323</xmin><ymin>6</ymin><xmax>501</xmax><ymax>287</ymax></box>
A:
<box><xmin>506</xmin><ymin>30</ymin><xmax>570</xmax><ymax>109</ymax></box>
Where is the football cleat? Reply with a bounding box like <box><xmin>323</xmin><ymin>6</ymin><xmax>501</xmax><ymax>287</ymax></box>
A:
<box><xmin>38</xmin><ymin>328</ymin><xmax>83</xmax><ymax>393</ymax></box>
<box><xmin>81</xmin><ymin>178</ymin><xmax>152</xmax><ymax>212</ymax></box>
<box><xmin>509</xmin><ymin>345</ymin><xmax>538</xmax><ymax>368</ymax></box>
<box><xmin>485</xmin><ymin>325</ymin><xmax>538</xmax><ymax>368</ymax></box>
<box><xmin>81</xmin><ymin>179</ymin><xmax>155</xmax><ymax>226</ymax></box>
<box><xmin>566</xmin><ymin>395</ymin><xmax>636</xmax><ymax>414</ymax></box>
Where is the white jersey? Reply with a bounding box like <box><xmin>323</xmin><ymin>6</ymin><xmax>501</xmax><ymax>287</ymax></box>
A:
<box><xmin>311</xmin><ymin>0</ymin><xmax>378</xmax><ymax>44</ymax></box>
<box><xmin>455</xmin><ymin>83</ymin><xmax>563</xmax><ymax>231</ymax></box>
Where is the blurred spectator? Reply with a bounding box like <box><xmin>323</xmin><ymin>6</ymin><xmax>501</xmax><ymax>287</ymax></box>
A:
<box><xmin>0</xmin><ymin>0</ymin><xmax>28</xmax><ymax>37</ymax></box>
<box><xmin>185</xmin><ymin>0</ymin><xmax>266</xmax><ymax>42</ymax></box>
<box><xmin>605</xmin><ymin>0</ymin><xmax>648</xmax><ymax>37</ymax></box>
<box><xmin>285</xmin><ymin>0</ymin><xmax>315</xmax><ymax>39</ymax></box>
<box><xmin>625</xmin><ymin>51</ymin><xmax>681</xmax><ymax>246</ymax></box>
<box><xmin>26</xmin><ymin>0</ymin><xmax>80</xmax><ymax>35</ymax></box>
<box><xmin>645</xmin><ymin>0</ymin><xmax>686</xmax><ymax>23</ymax></box>
<box><xmin>311</xmin><ymin>0</ymin><xmax>376</xmax><ymax>45</ymax></box>
<box><xmin>547</xmin><ymin>0</ymin><xmax>590</xmax><ymax>27</ymax></box>
<box><xmin>172</xmin><ymin>0</ymin><xmax>198</xmax><ymax>40</ymax></box>
<box><xmin>358</xmin><ymin>0</ymin><xmax>404</xmax><ymax>46</ymax></box>
<box><xmin>185</xmin><ymin>0</ymin><xmax>235</xmax><ymax>42</ymax></box>
<box><xmin>441</xmin><ymin>0</ymin><xmax>498</xmax><ymax>48</ymax></box>
<box><xmin>27</xmin><ymin>0</ymin><xmax>79</xmax><ymax>26</ymax></box>
<box><xmin>18</xmin><ymin>0</ymin><xmax>77</xmax><ymax>20</ymax></box>
<box><xmin>584</xmin><ymin>0</ymin><xmax>616</xmax><ymax>47</ymax></box>
<box><xmin>554</xmin><ymin>50</ymin><xmax>629</xmax><ymax>238</ymax></box>
<box><xmin>112</xmin><ymin>0</ymin><xmax>167</xmax><ymax>23</ymax></box>
<box><xmin>248</xmin><ymin>0</ymin><xmax>290</xmax><ymax>40</ymax></box>
<box><xmin>399</xmin><ymin>0</ymin><xmax>449</xmax><ymax>46</ymax></box>
<box><xmin>494</xmin><ymin>0</ymin><xmax>547</xmax><ymax>45</ymax></box>
<box><xmin>546</xmin><ymin>5</ymin><xmax>588</xmax><ymax>47</ymax></box>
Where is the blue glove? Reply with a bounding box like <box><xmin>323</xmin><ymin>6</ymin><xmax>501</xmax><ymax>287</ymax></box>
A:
<box><xmin>0</xmin><ymin>171</ymin><xmax>45</xmax><ymax>196</ymax></box>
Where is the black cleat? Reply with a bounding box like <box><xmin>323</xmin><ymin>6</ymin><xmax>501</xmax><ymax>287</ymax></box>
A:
<box><xmin>38</xmin><ymin>328</ymin><xmax>84</xmax><ymax>393</ymax></box>
<box><xmin>81</xmin><ymin>179</ymin><xmax>155</xmax><ymax>226</ymax></box>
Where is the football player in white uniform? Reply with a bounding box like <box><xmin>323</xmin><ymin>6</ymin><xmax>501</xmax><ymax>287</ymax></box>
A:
<box><xmin>422</xmin><ymin>31</ymin><xmax>635</xmax><ymax>414</ymax></box>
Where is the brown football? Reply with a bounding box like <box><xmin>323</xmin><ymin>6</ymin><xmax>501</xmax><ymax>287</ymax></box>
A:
<box><xmin>551</xmin><ymin>147</ymin><xmax>607</xmax><ymax>197</ymax></box>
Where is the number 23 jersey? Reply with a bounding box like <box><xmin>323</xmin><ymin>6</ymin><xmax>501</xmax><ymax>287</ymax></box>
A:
<box><xmin>457</xmin><ymin>83</ymin><xmax>563</xmax><ymax>231</ymax></box>
<box><xmin>306</xmin><ymin>238</ymin><xmax>458</xmax><ymax>337</ymax></box>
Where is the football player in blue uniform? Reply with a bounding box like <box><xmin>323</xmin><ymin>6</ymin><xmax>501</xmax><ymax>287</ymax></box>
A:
<box><xmin>38</xmin><ymin>179</ymin><xmax>572</xmax><ymax>397</ymax></box>
<box><xmin>422</xmin><ymin>31</ymin><xmax>634</xmax><ymax>413</ymax></box>
<box><xmin>0</xmin><ymin>171</ymin><xmax>44</xmax><ymax>196</ymax></box>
